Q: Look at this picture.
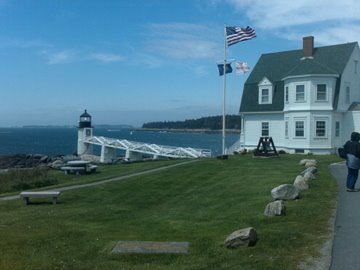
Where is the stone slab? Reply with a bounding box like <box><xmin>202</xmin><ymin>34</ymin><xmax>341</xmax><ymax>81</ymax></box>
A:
<box><xmin>111</xmin><ymin>241</ymin><xmax>189</xmax><ymax>254</ymax></box>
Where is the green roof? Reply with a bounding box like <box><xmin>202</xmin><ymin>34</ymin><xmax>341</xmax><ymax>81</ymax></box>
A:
<box><xmin>240</xmin><ymin>42</ymin><xmax>358</xmax><ymax>113</ymax></box>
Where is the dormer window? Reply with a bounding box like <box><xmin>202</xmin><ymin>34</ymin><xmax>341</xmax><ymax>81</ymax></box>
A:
<box><xmin>258</xmin><ymin>77</ymin><xmax>273</xmax><ymax>104</ymax></box>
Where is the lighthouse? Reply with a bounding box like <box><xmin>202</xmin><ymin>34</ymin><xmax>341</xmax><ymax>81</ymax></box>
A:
<box><xmin>77</xmin><ymin>109</ymin><xmax>93</xmax><ymax>156</ymax></box>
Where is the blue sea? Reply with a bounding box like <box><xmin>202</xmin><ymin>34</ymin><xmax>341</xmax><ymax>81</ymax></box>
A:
<box><xmin>0</xmin><ymin>128</ymin><xmax>240</xmax><ymax>157</ymax></box>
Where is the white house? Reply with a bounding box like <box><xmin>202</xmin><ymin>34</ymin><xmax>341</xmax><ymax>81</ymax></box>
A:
<box><xmin>239</xmin><ymin>36</ymin><xmax>360</xmax><ymax>154</ymax></box>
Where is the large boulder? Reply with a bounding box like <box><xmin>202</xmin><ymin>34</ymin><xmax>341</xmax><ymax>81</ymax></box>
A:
<box><xmin>224</xmin><ymin>227</ymin><xmax>257</xmax><ymax>248</ymax></box>
<box><xmin>304</xmin><ymin>161</ymin><xmax>317</xmax><ymax>168</ymax></box>
<box><xmin>293</xmin><ymin>175</ymin><xmax>309</xmax><ymax>190</ymax></box>
<box><xmin>301</xmin><ymin>166</ymin><xmax>317</xmax><ymax>175</ymax></box>
<box><xmin>271</xmin><ymin>184</ymin><xmax>300</xmax><ymax>200</ymax></box>
<box><xmin>303</xmin><ymin>171</ymin><xmax>315</xmax><ymax>181</ymax></box>
<box><xmin>299</xmin><ymin>159</ymin><xmax>317</xmax><ymax>166</ymax></box>
<box><xmin>264</xmin><ymin>200</ymin><xmax>286</xmax><ymax>216</ymax></box>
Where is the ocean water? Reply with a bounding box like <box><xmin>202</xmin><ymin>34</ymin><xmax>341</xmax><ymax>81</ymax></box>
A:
<box><xmin>0</xmin><ymin>128</ymin><xmax>240</xmax><ymax>157</ymax></box>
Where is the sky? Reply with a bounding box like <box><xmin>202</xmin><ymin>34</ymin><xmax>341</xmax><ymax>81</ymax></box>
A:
<box><xmin>0</xmin><ymin>0</ymin><xmax>359</xmax><ymax>127</ymax></box>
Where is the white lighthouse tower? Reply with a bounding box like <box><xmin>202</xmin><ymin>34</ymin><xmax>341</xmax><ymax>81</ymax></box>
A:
<box><xmin>77</xmin><ymin>109</ymin><xmax>93</xmax><ymax>156</ymax></box>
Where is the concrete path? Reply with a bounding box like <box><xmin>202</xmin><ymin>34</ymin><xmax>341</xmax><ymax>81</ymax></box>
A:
<box><xmin>0</xmin><ymin>159</ymin><xmax>199</xmax><ymax>202</ymax></box>
<box><xmin>329</xmin><ymin>161</ymin><xmax>360</xmax><ymax>270</ymax></box>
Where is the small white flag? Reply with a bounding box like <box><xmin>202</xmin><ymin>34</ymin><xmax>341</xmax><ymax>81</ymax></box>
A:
<box><xmin>235</xmin><ymin>62</ymin><xmax>250</xmax><ymax>74</ymax></box>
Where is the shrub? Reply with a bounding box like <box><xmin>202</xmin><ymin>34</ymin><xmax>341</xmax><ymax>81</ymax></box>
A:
<box><xmin>0</xmin><ymin>168</ymin><xmax>58</xmax><ymax>193</ymax></box>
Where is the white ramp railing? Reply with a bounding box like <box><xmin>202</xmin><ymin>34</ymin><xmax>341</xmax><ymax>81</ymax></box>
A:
<box><xmin>83</xmin><ymin>136</ymin><xmax>211</xmax><ymax>159</ymax></box>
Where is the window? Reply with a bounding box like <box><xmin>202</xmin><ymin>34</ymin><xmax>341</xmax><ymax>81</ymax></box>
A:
<box><xmin>285</xmin><ymin>86</ymin><xmax>289</xmax><ymax>103</ymax></box>
<box><xmin>295</xmin><ymin>121</ymin><xmax>304</xmax><ymax>137</ymax></box>
<box><xmin>261</xmin><ymin>88</ymin><xmax>269</xmax><ymax>104</ymax></box>
<box><xmin>316</xmin><ymin>84</ymin><xmax>327</xmax><ymax>101</ymax></box>
<box><xmin>261</xmin><ymin>122</ymin><xmax>269</xmax><ymax>136</ymax></box>
<box><xmin>285</xmin><ymin>121</ymin><xmax>289</xmax><ymax>138</ymax></box>
<box><xmin>335</xmin><ymin>121</ymin><xmax>340</xmax><ymax>137</ymax></box>
<box><xmin>258</xmin><ymin>77</ymin><xmax>273</xmax><ymax>104</ymax></box>
<box><xmin>346</xmin><ymin>86</ymin><xmax>350</xmax><ymax>104</ymax></box>
<box><xmin>296</xmin><ymin>85</ymin><xmax>305</xmax><ymax>102</ymax></box>
<box><xmin>355</xmin><ymin>60</ymin><xmax>358</xmax><ymax>74</ymax></box>
<box><xmin>315</xmin><ymin>121</ymin><xmax>326</xmax><ymax>137</ymax></box>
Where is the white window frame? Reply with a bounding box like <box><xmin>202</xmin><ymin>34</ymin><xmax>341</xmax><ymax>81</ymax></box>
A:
<box><xmin>258</xmin><ymin>77</ymin><xmax>273</xmax><ymax>105</ymax></box>
<box><xmin>261</xmin><ymin>88</ymin><xmax>269</xmax><ymax>104</ymax></box>
<box><xmin>295</xmin><ymin>120</ymin><xmax>305</xmax><ymax>138</ymax></box>
<box><xmin>295</xmin><ymin>84</ymin><xmax>305</xmax><ymax>102</ymax></box>
<box><xmin>316</xmin><ymin>84</ymin><xmax>327</xmax><ymax>101</ymax></box>
<box><xmin>315</xmin><ymin>120</ymin><xmax>326</xmax><ymax>138</ymax></box>
<box><xmin>355</xmin><ymin>60</ymin><xmax>358</xmax><ymax>74</ymax></box>
<box><xmin>313</xmin><ymin>116</ymin><xmax>328</xmax><ymax>139</ymax></box>
<box><xmin>285</xmin><ymin>120</ymin><xmax>289</xmax><ymax>138</ymax></box>
<box><xmin>285</xmin><ymin>86</ymin><xmax>289</xmax><ymax>103</ymax></box>
<box><xmin>335</xmin><ymin>121</ymin><xmax>340</xmax><ymax>137</ymax></box>
<box><xmin>346</xmin><ymin>85</ymin><xmax>351</xmax><ymax>104</ymax></box>
<box><xmin>261</xmin><ymin>122</ymin><xmax>269</xmax><ymax>136</ymax></box>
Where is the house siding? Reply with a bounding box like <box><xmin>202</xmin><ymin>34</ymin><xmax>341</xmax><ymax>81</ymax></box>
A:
<box><xmin>239</xmin><ymin>40</ymin><xmax>360</xmax><ymax>154</ymax></box>
<box><xmin>242</xmin><ymin>113</ymin><xmax>284</xmax><ymax>149</ymax></box>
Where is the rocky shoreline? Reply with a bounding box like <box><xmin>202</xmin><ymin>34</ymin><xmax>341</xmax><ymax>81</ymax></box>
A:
<box><xmin>0</xmin><ymin>154</ymin><xmax>100</xmax><ymax>171</ymax></box>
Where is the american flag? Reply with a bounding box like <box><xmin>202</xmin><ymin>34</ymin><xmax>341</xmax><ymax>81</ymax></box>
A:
<box><xmin>226</xmin><ymin>26</ymin><xmax>256</xmax><ymax>46</ymax></box>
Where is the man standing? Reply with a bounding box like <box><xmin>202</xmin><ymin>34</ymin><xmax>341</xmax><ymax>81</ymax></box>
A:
<box><xmin>344</xmin><ymin>132</ymin><xmax>360</xmax><ymax>192</ymax></box>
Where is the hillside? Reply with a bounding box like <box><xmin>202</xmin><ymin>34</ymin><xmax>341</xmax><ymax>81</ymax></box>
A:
<box><xmin>142</xmin><ymin>115</ymin><xmax>241</xmax><ymax>130</ymax></box>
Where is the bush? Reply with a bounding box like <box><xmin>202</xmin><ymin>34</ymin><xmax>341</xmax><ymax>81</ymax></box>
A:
<box><xmin>0</xmin><ymin>168</ymin><xmax>58</xmax><ymax>193</ymax></box>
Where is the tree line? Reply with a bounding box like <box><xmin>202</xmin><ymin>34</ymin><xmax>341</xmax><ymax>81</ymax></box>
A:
<box><xmin>142</xmin><ymin>115</ymin><xmax>241</xmax><ymax>130</ymax></box>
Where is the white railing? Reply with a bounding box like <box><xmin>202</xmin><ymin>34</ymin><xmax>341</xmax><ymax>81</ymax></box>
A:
<box><xmin>83</xmin><ymin>136</ymin><xmax>212</xmax><ymax>159</ymax></box>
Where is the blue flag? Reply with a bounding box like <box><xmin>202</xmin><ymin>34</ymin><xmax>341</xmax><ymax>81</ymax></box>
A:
<box><xmin>217</xmin><ymin>63</ymin><xmax>232</xmax><ymax>76</ymax></box>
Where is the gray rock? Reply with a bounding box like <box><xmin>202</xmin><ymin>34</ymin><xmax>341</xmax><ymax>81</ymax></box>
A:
<box><xmin>264</xmin><ymin>200</ymin><xmax>286</xmax><ymax>216</ymax></box>
<box><xmin>50</xmin><ymin>159</ymin><xmax>66</xmax><ymax>169</ymax></box>
<box><xmin>301</xmin><ymin>166</ymin><xmax>317</xmax><ymax>175</ymax></box>
<box><xmin>305</xmin><ymin>161</ymin><xmax>317</xmax><ymax>168</ymax></box>
<box><xmin>294</xmin><ymin>175</ymin><xmax>309</xmax><ymax>190</ymax></box>
<box><xmin>80</xmin><ymin>154</ymin><xmax>100</xmax><ymax>163</ymax></box>
<box><xmin>299</xmin><ymin>159</ymin><xmax>317</xmax><ymax>166</ymax></box>
<box><xmin>224</xmin><ymin>227</ymin><xmax>257</xmax><ymax>248</ymax></box>
<box><xmin>271</xmin><ymin>184</ymin><xmax>300</xmax><ymax>200</ymax></box>
<box><xmin>303</xmin><ymin>171</ymin><xmax>315</xmax><ymax>181</ymax></box>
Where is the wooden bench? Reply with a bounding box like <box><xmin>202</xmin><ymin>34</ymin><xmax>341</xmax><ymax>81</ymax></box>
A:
<box><xmin>20</xmin><ymin>191</ymin><xmax>61</xmax><ymax>205</ymax></box>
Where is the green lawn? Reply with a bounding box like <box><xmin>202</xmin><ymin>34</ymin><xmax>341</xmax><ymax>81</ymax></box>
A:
<box><xmin>0</xmin><ymin>154</ymin><xmax>340</xmax><ymax>270</ymax></box>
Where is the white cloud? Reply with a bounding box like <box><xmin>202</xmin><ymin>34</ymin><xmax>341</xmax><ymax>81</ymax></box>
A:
<box><xmin>145</xmin><ymin>23</ymin><xmax>220</xmax><ymax>59</ymax></box>
<box><xmin>226</xmin><ymin>0</ymin><xmax>360</xmax><ymax>45</ymax></box>
<box><xmin>40</xmin><ymin>50</ymin><xmax>75</xmax><ymax>64</ymax></box>
<box><xmin>0</xmin><ymin>38</ymin><xmax>49</xmax><ymax>49</ymax></box>
<box><xmin>90</xmin><ymin>52</ymin><xmax>125</xmax><ymax>63</ymax></box>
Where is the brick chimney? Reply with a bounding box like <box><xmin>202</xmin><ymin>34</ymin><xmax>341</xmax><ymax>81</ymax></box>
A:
<box><xmin>303</xmin><ymin>36</ymin><xmax>314</xmax><ymax>58</ymax></box>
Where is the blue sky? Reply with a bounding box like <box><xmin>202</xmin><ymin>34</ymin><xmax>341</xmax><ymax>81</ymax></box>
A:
<box><xmin>1</xmin><ymin>0</ymin><xmax>359</xmax><ymax>127</ymax></box>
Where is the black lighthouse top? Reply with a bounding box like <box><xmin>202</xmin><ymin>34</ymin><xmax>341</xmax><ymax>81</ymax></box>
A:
<box><xmin>78</xmin><ymin>109</ymin><xmax>92</xmax><ymax>128</ymax></box>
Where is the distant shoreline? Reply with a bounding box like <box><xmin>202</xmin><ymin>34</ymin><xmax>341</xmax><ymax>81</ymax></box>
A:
<box><xmin>135</xmin><ymin>128</ymin><xmax>241</xmax><ymax>134</ymax></box>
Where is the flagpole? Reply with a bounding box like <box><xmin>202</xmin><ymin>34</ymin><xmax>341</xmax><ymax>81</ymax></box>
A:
<box><xmin>222</xmin><ymin>26</ymin><xmax>227</xmax><ymax>156</ymax></box>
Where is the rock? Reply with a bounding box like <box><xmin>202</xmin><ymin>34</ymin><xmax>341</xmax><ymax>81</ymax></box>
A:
<box><xmin>293</xmin><ymin>175</ymin><xmax>309</xmax><ymax>190</ymax></box>
<box><xmin>50</xmin><ymin>159</ymin><xmax>66</xmax><ymax>169</ymax></box>
<box><xmin>303</xmin><ymin>171</ymin><xmax>315</xmax><ymax>181</ymax></box>
<box><xmin>224</xmin><ymin>227</ymin><xmax>257</xmax><ymax>248</ymax></box>
<box><xmin>80</xmin><ymin>154</ymin><xmax>100</xmax><ymax>163</ymax></box>
<box><xmin>264</xmin><ymin>200</ymin><xmax>286</xmax><ymax>216</ymax></box>
<box><xmin>299</xmin><ymin>159</ymin><xmax>317</xmax><ymax>166</ymax></box>
<box><xmin>271</xmin><ymin>184</ymin><xmax>300</xmax><ymax>200</ymax></box>
<box><xmin>305</xmin><ymin>161</ymin><xmax>317</xmax><ymax>168</ymax></box>
<box><xmin>301</xmin><ymin>166</ymin><xmax>317</xmax><ymax>175</ymax></box>
<box><xmin>61</xmin><ymin>155</ymin><xmax>80</xmax><ymax>162</ymax></box>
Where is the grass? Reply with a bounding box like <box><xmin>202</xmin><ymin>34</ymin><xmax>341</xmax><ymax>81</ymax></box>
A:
<box><xmin>0</xmin><ymin>159</ymin><xmax>183</xmax><ymax>195</ymax></box>
<box><xmin>0</xmin><ymin>154</ymin><xmax>340</xmax><ymax>269</ymax></box>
